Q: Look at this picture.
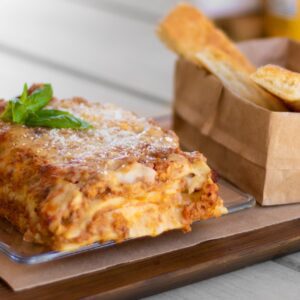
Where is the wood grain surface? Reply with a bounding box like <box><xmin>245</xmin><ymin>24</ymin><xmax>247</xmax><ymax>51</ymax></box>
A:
<box><xmin>1</xmin><ymin>219</ymin><xmax>300</xmax><ymax>300</ymax></box>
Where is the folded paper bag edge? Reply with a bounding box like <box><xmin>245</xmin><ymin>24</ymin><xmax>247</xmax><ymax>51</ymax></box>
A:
<box><xmin>174</xmin><ymin>58</ymin><xmax>223</xmax><ymax>135</ymax></box>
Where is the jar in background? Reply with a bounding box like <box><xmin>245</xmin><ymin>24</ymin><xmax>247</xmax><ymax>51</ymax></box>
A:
<box><xmin>265</xmin><ymin>0</ymin><xmax>300</xmax><ymax>40</ymax></box>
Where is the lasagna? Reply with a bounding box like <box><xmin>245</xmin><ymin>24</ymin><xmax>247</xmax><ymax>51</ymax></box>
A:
<box><xmin>0</xmin><ymin>94</ymin><xmax>226</xmax><ymax>251</ymax></box>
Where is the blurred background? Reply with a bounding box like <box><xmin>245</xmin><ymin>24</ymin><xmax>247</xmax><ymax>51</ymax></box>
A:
<box><xmin>0</xmin><ymin>0</ymin><xmax>298</xmax><ymax>117</ymax></box>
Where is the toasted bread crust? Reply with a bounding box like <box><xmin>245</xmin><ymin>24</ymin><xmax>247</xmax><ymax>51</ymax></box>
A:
<box><xmin>157</xmin><ymin>3</ymin><xmax>255</xmax><ymax>73</ymax></box>
<box><xmin>157</xmin><ymin>3</ymin><xmax>287</xmax><ymax>112</ymax></box>
<box><xmin>251</xmin><ymin>64</ymin><xmax>300</xmax><ymax>111</ymax></box>
<box><xmin>196</xmin><ymin>47</ymin><xmax>287</xmax><ymax>111</ymax></box>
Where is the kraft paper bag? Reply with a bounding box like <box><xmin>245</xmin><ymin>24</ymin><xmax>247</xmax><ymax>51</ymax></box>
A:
<box><xmin>174</xmin><ymin>38</ymin><xmax>300</xmax><ymax>205</ymax></box>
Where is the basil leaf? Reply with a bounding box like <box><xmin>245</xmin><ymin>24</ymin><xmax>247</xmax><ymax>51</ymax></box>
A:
<box><xmin>1</xmin><ymin>84</ymin><xmax>53</xmax><ymax>123</ymax></box>
<box><xmin>31</xmin><ymin>109</ymin><xmax>70</xmax><ymax>118</ymax></box>
<box><xmin>1</xmin><ymin>83</ymin><xmax>92</xmax><ymax>130</ymax></box>
<box><xmin>20</xmin><ymin>83</ymin><xmax>28</xmax><ymax>103</ymax></box>
<box><xmin>11</xmin><ymin>98</ymin><xmax>28</xmax><ymax>123</ymax></box>
<box><xmin>26</xmin><ymin>84</ymin><xmax>53</xmax><ymax>112</ymax></box>
<box><xmin>1</xmin><ymin>98</ymin><xmax>27</xmax><ymax>124</ymax></box>
<box><xmin>1</xmin><ymin>84</ymin><xmax>29</xmax><ymax>123</ymax></box>
<box><xmin>25</xmin><ymin>109</ymin><xmax>92</xmax><ymax>129</ymax></box>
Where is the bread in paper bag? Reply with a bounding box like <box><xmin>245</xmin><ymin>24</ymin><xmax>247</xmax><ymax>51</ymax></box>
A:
<box><xmin>251</xmin><ymin>64</ymin><xmax>300</xmax><ymax>111</ymax></box>
<box><xmin>195</xmin><ymin>47</ymin><xmax>287</xmax><ymax>111</ymax></box>
<box><xmin>157</xmin><ymin>3</ymin><xmax>287</xmax><ymax>112</ymax></box>
<box><xmin>157</xmin><ymin>3</ymin><xmax>255</xmax><ymax>72</ymax></box>
<box><xmin>174</xmin><ymin>38</ymin><xmax>300</xmax><ymax>205</ymax></box>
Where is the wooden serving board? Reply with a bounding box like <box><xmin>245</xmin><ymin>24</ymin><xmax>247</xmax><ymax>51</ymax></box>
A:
<box><xmin>1</xmin><ymin>217</ymin><xmax>300</xmax><ymax>300</ymax></box>
<box><xmin>1</xmin><ymin>116</ymin><xmax>300</xmax><ymax>299</ymax></box>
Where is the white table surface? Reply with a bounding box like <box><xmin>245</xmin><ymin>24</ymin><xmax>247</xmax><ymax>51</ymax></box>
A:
<box><xmin>0</xmin><ymin>1</ymin><xmax>299</xmax><ymax>299</ymax></box>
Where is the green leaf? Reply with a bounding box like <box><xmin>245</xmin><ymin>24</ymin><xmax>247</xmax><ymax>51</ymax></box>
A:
<box><xmin>26</xmin><ymin>84</ymin><xmax>53</xmax><ymax>112</ymax></box>
<box><xmin>1</xmin><ymin>83</ymin><xmax>53</xmax><ymax>123</ymax></box>
<box><xmin>31</xmin><ymin>109</ymin><xmax>70</xmax><ymax>118</ymax></box>
<box><xmin>1</xmin><ymin>84</ymin><xmax>28</xmax><ymax>123</ymax></box>
<box><xmin>20</xmin><ymin>83</ymin><xmax>28</xmax><ymax>103</ymax></box>
<box><xmin>11</xmin><ymin>98</ymin><xmax>28</xmax><ymax>123</ymax></box>
<box><xmin>25</xmin><ymin>109</ymin><xmax>93</xmax><ymax>129</ymax></box>
<box><xmin>1</xmin><ymin>83</ymin><xmax>92</xmax><ymax>130</ymax></box>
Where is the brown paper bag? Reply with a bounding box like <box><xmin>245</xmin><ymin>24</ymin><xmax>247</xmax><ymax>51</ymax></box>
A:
<box><xmin>174</xmin><ymin>38</ymin><xmax>300</xmax><ymax>205</ymax></box>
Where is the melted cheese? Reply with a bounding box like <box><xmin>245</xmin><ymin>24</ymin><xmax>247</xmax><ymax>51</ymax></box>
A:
<box><xmin>116</xmin><ymin>162</ymin><xmax>156</xmax><ymax>184</ymax></box>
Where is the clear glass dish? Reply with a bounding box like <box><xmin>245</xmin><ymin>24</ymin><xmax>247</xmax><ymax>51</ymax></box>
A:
<box><xmin>0</xmin><ymin>179</ymin><xmax>255</xmax><ymax>264</ymax></box>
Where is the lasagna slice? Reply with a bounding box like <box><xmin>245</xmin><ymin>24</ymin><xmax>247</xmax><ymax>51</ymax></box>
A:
<box><xmin>0</xmin><ymin>96</ymin><xmax>226</xmax><ymax>251</ymax></box>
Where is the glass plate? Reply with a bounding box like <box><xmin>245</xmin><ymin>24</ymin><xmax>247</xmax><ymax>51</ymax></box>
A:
<box><xmin>0</xmin><ymin>179</ymin><xmax>255</xmax><ymax>264</ymax></box>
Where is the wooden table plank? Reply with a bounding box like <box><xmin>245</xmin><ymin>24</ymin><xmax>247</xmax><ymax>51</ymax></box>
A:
<box><xmin>1</xmin><ymin>218</ymin><xmax>300</xmax><ymax>300</ymax></box>
<box><xmin>143</xmin><ymin>262</ymin><xmax>300</xmax><ymax>300</ymax></box>
<box><xmin>0</xmin><ymin>51</ymin><xmax>170</xmax><ymax>117</ymax></box>
<box><xmin>0</xmin><ymin>0</ymin><xmax>175</xmax><ymax>103</ymax></box>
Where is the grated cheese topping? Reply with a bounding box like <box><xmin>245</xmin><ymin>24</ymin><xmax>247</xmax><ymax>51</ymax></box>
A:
<box><xmin>1</xmin><ymin>98</ymin><xmax>178</xmax><ymax>173</ymax></box>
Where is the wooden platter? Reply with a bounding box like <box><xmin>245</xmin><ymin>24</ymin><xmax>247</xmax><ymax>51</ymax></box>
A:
<box><xmin>1</xmin><ymin>218</ymin><xmax>300</xmax><ymax>300</ymax></box>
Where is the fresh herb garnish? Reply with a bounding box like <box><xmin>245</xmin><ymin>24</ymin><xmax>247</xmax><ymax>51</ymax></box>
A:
<box><xmin>25</xmin><ymin>109</ymin><xmax>92</xmax><ymax>129</ymax></box>
<box><xmin>0</xmin><ymin>84</ymin><xmax>92</xmax><ymax>129</ymax></box>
